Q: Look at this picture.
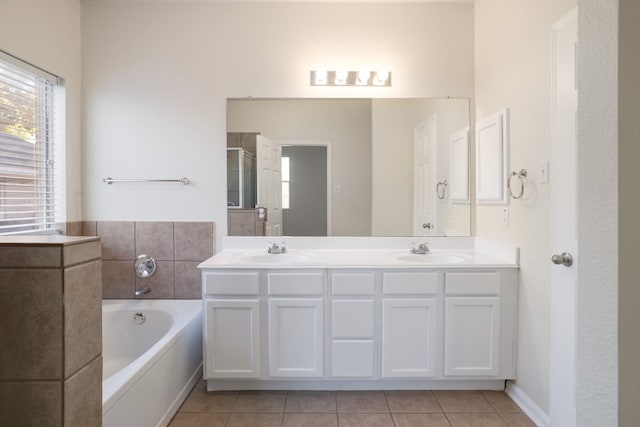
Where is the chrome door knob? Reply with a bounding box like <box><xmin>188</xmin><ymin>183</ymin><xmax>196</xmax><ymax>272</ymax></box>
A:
<box><xmin>551</xmin><ymin>252</ymin><xmax>573</xmax><ymax>267</ymax></box>
<box><xmin>423</xmin><ymin>223</ymin><xmax>433</xmax><ymax>229</ymax></box>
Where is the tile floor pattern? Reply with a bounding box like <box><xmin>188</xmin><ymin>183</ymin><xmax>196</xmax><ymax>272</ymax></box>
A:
<box><xmin>168</xmin><ymin>381</ymin><xmax>537</xmax><ymax>427</ymax></box>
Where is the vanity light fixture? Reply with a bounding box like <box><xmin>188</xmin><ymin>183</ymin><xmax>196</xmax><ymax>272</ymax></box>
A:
<box><xmin>310</xmin><ymin>69</ymin><xmax>392</xmax><ymax>87</ymax></box>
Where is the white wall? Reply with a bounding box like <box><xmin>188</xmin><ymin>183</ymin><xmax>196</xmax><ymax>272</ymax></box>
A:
<box><xmin>0</xmin><ymin>0</ymin><xmax>82</xmax><ymax>221</ymax></box>
<box><xmin>577</xmin><ymin>0</ymin><xmax>618</xmax><ymax>425</ymax></box>
<box><xmin>474</xmin><ymin>0</ymin><xmax>576</xmax><ymax>414</ymax></box>
<box><xmin>81</xmin><ymin>1</ymin><xmax>475</xmax><ymax>249</ymax></box>
<box><xmin>227</xmin><ymin>99</ymin><xmax>372</xmax><ymax>236</ymax></box>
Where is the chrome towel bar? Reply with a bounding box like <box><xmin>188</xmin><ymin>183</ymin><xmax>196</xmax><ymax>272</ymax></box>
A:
<box><xmin>103</xmin><ymin>177</ymin><xmax>190</xmax><ymax>185</ymax></box>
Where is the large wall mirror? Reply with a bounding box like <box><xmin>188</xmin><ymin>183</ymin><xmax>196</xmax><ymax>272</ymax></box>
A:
<box><xmin>227</xmin><ymin>98</ymin><xmax>471</xmax><ymax>237</ymax></box>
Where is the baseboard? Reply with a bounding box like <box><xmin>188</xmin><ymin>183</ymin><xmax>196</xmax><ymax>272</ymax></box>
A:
<box><xmin>505</xmin><ymin>381</ymin><xmax>550</xmax><ymax>427</ymax></box>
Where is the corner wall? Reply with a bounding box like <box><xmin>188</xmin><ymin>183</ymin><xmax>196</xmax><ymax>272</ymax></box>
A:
<box><xmin>619</xmin><ymin>0</ymin><xmax>640</xmax><ymax>421</ymax></box>
<box><xmin>474</xmin><ymin>0</ymin><xmax>576</xmax><ymax>414</ymax></box>
<box><xmin>0</xmin><ymin>0</ymin><xmax>83</xmax><ymax>221</ymax></box>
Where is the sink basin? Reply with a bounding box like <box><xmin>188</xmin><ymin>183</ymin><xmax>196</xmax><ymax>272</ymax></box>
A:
<box><xmin>387</xmin><ymin>251</ymin><xmax>468</xmax><ymax>264</ymax></box>
<box><xmin>234</xmin><ymin>251</ymin><xmax>312</xmax><ymax>264</ymax></box>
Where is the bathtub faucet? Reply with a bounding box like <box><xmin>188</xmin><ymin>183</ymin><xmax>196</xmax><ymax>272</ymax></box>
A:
<box><xmin>134</xmin><ymin>285</ymin><xmax>151</xmax><ymax>297</ymax></box>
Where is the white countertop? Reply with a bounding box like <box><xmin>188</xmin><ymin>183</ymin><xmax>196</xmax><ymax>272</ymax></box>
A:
<box><xmin>199</xmin><ymin>237</ymin><xmax>519</xmax><ymax>269</ymax></box>
<box><xmin>198</xmin><ymin>248</ymin><xmax>518</xmax><ymax>269</ymax></box>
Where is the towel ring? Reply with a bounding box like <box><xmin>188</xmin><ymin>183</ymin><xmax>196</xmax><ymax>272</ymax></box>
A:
<box><xmin>507</xmin><ymin>169</ymin><xmax>527</xmax><ymax>199</ymax></box>
<box><xmin>436</xmin><ymin>180</ymin><xmax>448</xmax><ymax>200</ymax></box>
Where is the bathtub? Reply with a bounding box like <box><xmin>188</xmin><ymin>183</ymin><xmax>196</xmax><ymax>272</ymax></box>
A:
<box><xmin>102</xmin><ymin>300</ymin><xmax>203</xmax><ymax>427</ymax></box>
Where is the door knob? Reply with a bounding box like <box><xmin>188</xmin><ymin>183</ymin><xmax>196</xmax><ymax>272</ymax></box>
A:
<box><xmin>551</xmin><ymin>252</ymin><xmax>573</xmax><ymax>267</ymax></box>
<box><xmin>422</xmin><ymin>223</ymin><xmax>433</xmax><ymax>229</ymax></box>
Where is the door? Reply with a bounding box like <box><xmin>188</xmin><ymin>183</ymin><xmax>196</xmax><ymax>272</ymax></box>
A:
<box><xmin>204</xmin><ymin>299</ymin><xmax>261</xmax><ymax>378</ymax></box>
<box><xmin>256</xmin><ymin>135</ymin><xmax>282</xmax><ymax>236</ymax></box>
<box><xmin>414</xmin><ymin>115</ymin><xmax>437</xmax><ymax>236</ymax></box>
<box><xmin>550</xmin><ymin>8</ymin><xmax>577</xmax><ymax>427</ymax></box>
<box><xmin>268</xmin><ymin>298</ymin><xmax>324</xmax><ymax>377</ymax></box>
<box><xmin>382</xmin><ymin>298</ymin><xmax>437</xmax><ymax>377</ymax></box>
<box><xmin>444</xmin><ymin>297</ymin><xmax>500</xmax><ymax>376</ymax></box>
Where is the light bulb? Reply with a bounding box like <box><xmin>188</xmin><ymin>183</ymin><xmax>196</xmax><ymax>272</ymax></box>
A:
<box><xmin>357</xmin><ymin>70</ymin><xmax>371</xmax><ymax>85</ymax></box>
<box><xmin>335</xmin><ymin>69</ymin><xmax>348</xmax><ymax>85</ymax></box>
<box><xmin>314</xmin><ymin>69</ymin><xmax>328</xmax><ymax>85</ymax></box>
<box><xmin>374</xmin><ymin>69</ymin><xmax>390</xmax><ymax>85</ymax></box>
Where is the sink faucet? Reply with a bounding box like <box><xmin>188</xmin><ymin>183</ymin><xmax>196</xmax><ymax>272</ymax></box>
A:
<box><xmin>134</xmin><ymin>285</ymin><xmax>151</xmax><ymax>297</ymax></box>
<box><xmin>267</xmin><ymin>242</ymin><xmax>287</xmax><ymax>254</ymax></box>
<box><xmin>410</xmin><ymin>242</ymin><xmax>430</xmax><ymax>255</ymax></box>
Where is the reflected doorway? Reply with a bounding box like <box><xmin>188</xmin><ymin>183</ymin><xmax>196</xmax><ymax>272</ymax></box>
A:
<box><xmin>282</xmin><ymin>144</ymin><xmax>329</xmax><ymax>236</ymax></box>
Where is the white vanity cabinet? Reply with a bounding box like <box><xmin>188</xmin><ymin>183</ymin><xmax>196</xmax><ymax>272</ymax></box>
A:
<box><xmin>267</xmin><ymin>271</ymin><xmax>325</xmax><ymax>377</ymax></box>
<box><xmin>202</xmin><ymin>271</ymin><xmax>261</xmax><ymax>379</ymax></box>
<box><xmin>201</xmin><ymin>264</ymin><xmax>518</xmax><ymax>390</ymax></box>
<box><xmin>329</xmin><ymin>271</ymin><xmax>377</xmax><ymax>378</ymax></box>
<box><xmin>443</xmin><ymin>271</ymin><xmax>517</xmax><ymax>378</ymax></box>
<box><xmin>382</xmin><ymin>272</ymin><xmax>440</xmax><ymax>378</ymax></box>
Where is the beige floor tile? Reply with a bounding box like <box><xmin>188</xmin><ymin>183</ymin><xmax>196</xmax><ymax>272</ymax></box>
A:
<box><xmin>337</xmin><ymin>391</ymin><xmax>389</xmax><ymax>413</ymax></box>
<box><xmin>338</xmin><ymin>413</ymin><xmax>395</xmax><ymax>427</ymax></box>
<box><xmin>226</xmin><ymin>413</ymin><xmax>283</xmax><ymax>427</ymax></box>
<box><xmin>393</xmin><ymin>413</ymin><xmax>452</xmax><ymax>426</ymax></box>
<box><xmin>385</xmin><ymin>390</ymin><xmax>442</xmax><ymax>413</ymax></box>
<box><xmin>168</xmin><ymin>412</ymin><xmax>228</xmax><ymax>427</ymax></box>
<box><xmin>480</xmin><ymin>392</ymin><xmax>523</xmax><ymax>413</ymax></box>
<box><xmin>179</xmin><ymin>381</ymin><xmax>237</xmax><ymax>413</ymax></box>
<box><xmin>233</xmin><ymin>391</ymin><xmax>286</xmax><ymax>413</ymax></box>
<box><xmin>433</xmin><ymin>391</ymin><xmax>495</xmax><ymax>412</ymax></box>
<box><xmin>447</xmin><ymin>412</ymin><xmax>508</xmax><ymax>427</ymax></box>
<box><xmin>285</xmin><ymin>391</ymin><xmax>337</xmax><ymax>413</ymax></box>
<box><xmin>498</xmin><ymin>412</ymin><xmax>537</xmax><ymax>427</ymax></box>
<box><xmin>283</xmin><ymin>412</ymin><xmax>338</xmax><ymax>426</ymax></box>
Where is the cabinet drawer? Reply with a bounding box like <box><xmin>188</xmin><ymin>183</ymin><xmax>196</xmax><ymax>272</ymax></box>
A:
<box><xmin>268</xmin><ymin>272</ymin><xmax>324</xmax><ymax>296</ymax></box>
<box><xmin>383</xmin><ymin>272</ymin><xmax>438</xmax><ymax>295</ymax></box>
<box><xmin>332</xmin><ymin>273</ymin><xmax>376</xmax><ymax>295</ymax></box>
<box><xmin>445</xmin><ymin>272</ymin><xmax>500</xmax><ymax>295</ymax></box>
<box><xmin>332</xmin><ymin>299</ymin><xmax>375</xmax><ymax>338</ymax></box>
<box><xmin>332</xmin><ymin>340</ymin><xmax>375</xmax><ymax>378</ymax></box>
<box><xmin>203</xmin><ymin>271</ymin><xmax>260</xmax><ymax>295</ymax></box>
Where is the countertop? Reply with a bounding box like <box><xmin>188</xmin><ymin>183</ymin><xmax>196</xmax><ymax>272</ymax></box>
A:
<box><xmin>198</xmin><ymin>248</ymin><xmax>518</xmax><ymax>269</ymax></box>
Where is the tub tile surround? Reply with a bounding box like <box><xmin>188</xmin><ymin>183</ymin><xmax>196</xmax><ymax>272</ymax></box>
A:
<box><xmin>70</xmin><ymin>221</ymin><xmax>215</xmax><ymax>299</ymax></box>
<box><xmin>0</xmin><ymin>236</ymin><xmax>102</xmax><ymax>427</ymax></box>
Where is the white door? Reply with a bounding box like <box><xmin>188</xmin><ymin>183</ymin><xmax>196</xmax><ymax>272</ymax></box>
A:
<box><xmin>204</xmin><ymin>299</ymin><xmax>261</xmax><ymax>378</ymax></box>
<box><xmin>550</xmin><ymin>8</ymin><xmax>577</xmax><ymax>427</ymax></box>
<box><xmin>256</xmin><ymin>135</ymin><xmax>282</xmax><ymax>236</ymax></box>
<box><xmin>444</xmin><ymin>297</ymin><xmax>500</xmax><ymax>376</ymax></box>
<box><xmin>382</xmin><ymin>298</ymin><xmax>437</xmax><ymax>377</ymax></box>
<box><xmin>414</xmin><ymin>116</ymin><xmax>437</xmax><ymax>236</ymax></box>
<box><xmin>268</xmin><ymin>298</ymin><xmax>324</xmax><ymax>377</ymax></box>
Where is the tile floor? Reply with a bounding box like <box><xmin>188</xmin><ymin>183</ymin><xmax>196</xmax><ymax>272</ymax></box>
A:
<box><xmin>168</xmin><ymin>381</ymin><xmax>537</xmax><ymax>427</ymax></box>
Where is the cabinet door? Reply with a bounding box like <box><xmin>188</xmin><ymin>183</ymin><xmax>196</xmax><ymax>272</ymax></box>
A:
<box><xmin>205</xmin><ymin>299</ymin><xmax>260</xmax><ymax>378</ymax></box>
<box><xmin>444</xmin><ymin>297</ymin><xmax>500</xmax><ymax>376</ymax></box>
<box><xmin>382</xmin><ymin>298</ymin><xmax>438</xmax><ymax>378</ymax></box>
<box><xmin>269</xmin><ymin>298</ymin><xmax>324</xmax><ymax>377</ymax></box>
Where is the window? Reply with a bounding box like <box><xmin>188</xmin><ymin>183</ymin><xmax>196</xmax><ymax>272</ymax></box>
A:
<box><xmin>281</xmin><ymin>156</ymin><xmax>290</xmax><ymax>209</ymax></box>
<box><xmin>0</xmin><ymin>51</ymin><xmax>63</xmax><ymax>235</ymax></box>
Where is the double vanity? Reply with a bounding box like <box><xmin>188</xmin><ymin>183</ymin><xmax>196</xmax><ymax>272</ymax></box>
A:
<box><xmin>199</xmin><ymin>237</ymin><xmax>518</xmax><ymax>391</ymax></box>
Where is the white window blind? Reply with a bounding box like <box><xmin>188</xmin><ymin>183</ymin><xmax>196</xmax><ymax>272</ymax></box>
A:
<box><xmin>0</xmin><ymin>51</ymin><xmax>63</xmax><ymax>235</ymax></box>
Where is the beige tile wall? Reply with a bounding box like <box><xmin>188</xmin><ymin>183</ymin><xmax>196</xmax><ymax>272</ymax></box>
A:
<box><xmin>0</xmin><ymin>237</ymin><xmax>102</xmax><ymax>427</ymax></box>
<box><xmin>68</xmin><ymin>221</ymin><xmax>215</xmax><ymax>299</ymax></box>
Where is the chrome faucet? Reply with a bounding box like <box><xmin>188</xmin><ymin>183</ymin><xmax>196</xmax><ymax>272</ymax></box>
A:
<box><xmin>410</xmin><ymin>242</ymin><xmax>430</xmax><ymax>255</ymax></box>
<box><xmin>134</xmin><ymin>285</ymin><xmax>151</xmax><ymax>297</ymax></box>
<box><xmin>267</xmin><ymin>242</ymin><xmax>287</xmax><ymax>254</ymax></box>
